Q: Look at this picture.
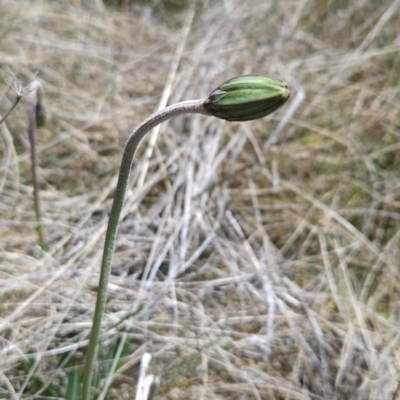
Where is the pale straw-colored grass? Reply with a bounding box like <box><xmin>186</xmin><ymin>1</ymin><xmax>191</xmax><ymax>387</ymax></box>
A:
<box><xmin>1</xmin><ymin>0</ymin><xmax>400</xmax><ymax>399</ymax></box>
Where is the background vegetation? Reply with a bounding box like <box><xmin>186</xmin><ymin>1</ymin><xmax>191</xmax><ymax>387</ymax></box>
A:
<box><xmin>1</xmin><ymin>0</ymin><xmax>400</xmax><ymax>399</ymax></box>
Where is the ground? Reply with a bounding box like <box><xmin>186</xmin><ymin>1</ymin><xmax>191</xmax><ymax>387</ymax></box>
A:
<box><xmin>1</xmin><ymin>0</ymin><xmax>400</xmax><ymax>399</ymax></box>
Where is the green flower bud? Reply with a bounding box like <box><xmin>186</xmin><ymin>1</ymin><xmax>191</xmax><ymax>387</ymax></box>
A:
<box><xmin>203</xmin><ymin>75</ymin><xmax>290</xmax><ymax>122</ymax></box>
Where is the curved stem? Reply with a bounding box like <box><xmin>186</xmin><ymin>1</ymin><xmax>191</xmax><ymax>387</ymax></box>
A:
<box><xmin>82</xmin><ymin>99</ymin><xmax>208</xmax><ymax>400</ymax></box>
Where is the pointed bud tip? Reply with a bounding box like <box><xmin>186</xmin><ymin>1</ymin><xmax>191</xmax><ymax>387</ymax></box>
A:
<box><xmin>204</xmin><ymin>75</ymin><xmax>290</xmax><ymax>122</ymax></box>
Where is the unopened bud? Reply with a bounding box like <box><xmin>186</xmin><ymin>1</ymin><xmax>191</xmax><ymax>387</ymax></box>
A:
<box><xmin>204</xmin><ymin>75</ymin><xmax>290</xmax><ymax>122</ymax></box>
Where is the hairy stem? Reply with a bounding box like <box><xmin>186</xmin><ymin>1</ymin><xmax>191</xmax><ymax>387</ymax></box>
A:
<box><xmin>82</xmin><ymin>99</ymin><xmax>208</xmax><ymax>400</ymax></box>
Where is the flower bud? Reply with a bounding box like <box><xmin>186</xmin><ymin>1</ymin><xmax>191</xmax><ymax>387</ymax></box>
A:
<box><xmin>203</xmin><ymin>75</ymin><xmax>290</xmax><ymax>122</ymax></box>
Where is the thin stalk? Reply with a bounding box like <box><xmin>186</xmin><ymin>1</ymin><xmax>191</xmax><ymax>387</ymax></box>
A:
<box><xmin>0</xmin><ymin>95</ymin><xmax>22</xmax><ymax>125</ymax></box>
<box><xmin>82</xmin><ymin>99</ymin><xmax>208</xmax><ymax>400</ymax></box>
<box><xmin>27</xmin><ymin>82</ymin><xmax>47</xmax><ymax>251</ymax></box>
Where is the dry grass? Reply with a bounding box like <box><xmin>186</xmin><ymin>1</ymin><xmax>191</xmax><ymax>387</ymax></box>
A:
<box><xmin>1</xmin><ymin>0</ymin><xmax>400</xmax><ymax>399</ymax></box>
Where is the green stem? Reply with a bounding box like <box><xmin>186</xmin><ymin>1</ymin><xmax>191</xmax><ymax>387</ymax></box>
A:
<box><xmin>82</xmin><ymin>99</ymin><xmax>208</xmax><ymax>400</ymax></box>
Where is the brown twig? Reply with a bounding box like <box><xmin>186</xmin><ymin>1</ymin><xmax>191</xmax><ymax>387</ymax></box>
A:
<box><xmin>0</xmin><ymin>95</ymin><xmax>22</xmax><ymax>126</ymax></box>
<box><xmin>1</xmin><ymin>73</ymin><xmax>40</xmax><ymax>125</ymax></box>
